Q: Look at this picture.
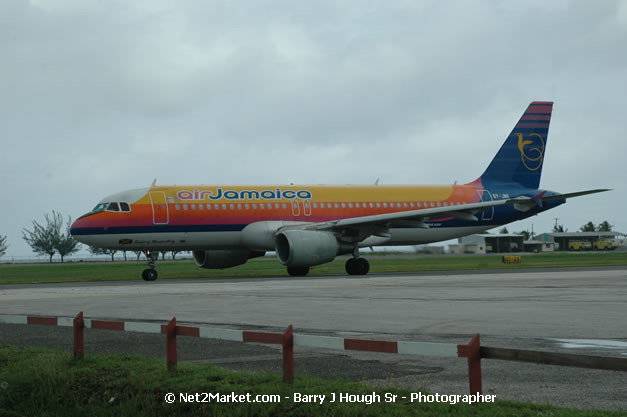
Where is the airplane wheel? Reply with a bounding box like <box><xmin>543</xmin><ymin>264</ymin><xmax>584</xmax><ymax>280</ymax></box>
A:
<box><xmin>355</xmin><ymin>258</ymin><xmax>370</xmax><ymax>275</ymax></box>
<box><xmin>345</xmin><ymin>258</ymin><xmax>357</xmax><ymax>275</ymax></box>
<box><xmin>346</xmin><ymin>258</ymin><xmax>369</xmax><ymax>275</ymax></box>
<box><xmin>142</xmin><ymin>268</ymin><xmax>158</xmax><ymax>281</ymax></box>
<box><xmin>287</xmin><ymin>266</ymin><xmax>309</xmax><ymax>277</ymax></box>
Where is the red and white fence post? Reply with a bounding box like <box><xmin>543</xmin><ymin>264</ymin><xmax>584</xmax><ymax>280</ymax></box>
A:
<box><xmin>73</xmin><ymin>311</ymin><xmax>84</xmax><ymax>359</ymax></box>
<box><xmin>282</xmin><ymin>325</ymin><xmax>294</xmax><ymax>383</ymax></box>
<box><xmin>166</xmin><ymin>317</ymin><xmax>177</xmax><ymax>371</ymax></box>
<box><xmin>458</xmin><ymin>333</ymin><xmax>482</xmax><ymax>395</ymax></box>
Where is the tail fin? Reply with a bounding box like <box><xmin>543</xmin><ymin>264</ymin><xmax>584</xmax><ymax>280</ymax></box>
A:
<box><xmin>478</xmin><ymin>101</ymin><xmax>553</xmax><ymax>189</ymax></box>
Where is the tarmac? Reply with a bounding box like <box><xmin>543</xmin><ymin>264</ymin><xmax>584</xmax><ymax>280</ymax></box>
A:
<box><xmin>1</xmin><ymin>266</ymin><xmax>626</xmax><ymax>411</ymax></box>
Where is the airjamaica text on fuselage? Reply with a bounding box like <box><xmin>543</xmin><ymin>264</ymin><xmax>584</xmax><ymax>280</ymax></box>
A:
<box><xmin>176</xmin><ymin>188</ymin><xmax>312</xmax><ymax>201</ymax></box>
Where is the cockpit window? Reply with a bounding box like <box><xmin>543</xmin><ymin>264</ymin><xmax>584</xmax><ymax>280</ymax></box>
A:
<box><xmin>106</xmin><ymin>202</ymin><xmax>120</xmax><ymax>212</ymax></box>
<box><xmin>92</xmin><ymin>203</ymin><xmax>107</xmax><ymax>213</ymax></box>
<box><xmin>120</xmin><ymin>202</ymin><xmax>131</xmax><ymax>212</ymax></box>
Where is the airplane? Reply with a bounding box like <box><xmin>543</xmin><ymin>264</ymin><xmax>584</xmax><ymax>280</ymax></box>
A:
<box><xmin>70</xmin><ymin>101</ymin><xmax>608</xmax><ymax>281</ymax></box>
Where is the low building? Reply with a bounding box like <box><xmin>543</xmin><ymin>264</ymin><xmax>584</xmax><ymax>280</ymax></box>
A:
<box><xmin>534</xmin><ymin>231</ymin><xmax>626</xmax><ymax>251</ymax></box>
<box><xmin>523</xmin><ymin>240</ymin><xmax>557</xmax><ymax>253</ymax></box>
<box><xmin>458</xmin><ymin>234</ymin><xmax>525</xmax><ymax>253</ymax></box>
<box><xmin>448</xmin><ymin>243</ymin><xmax>485</xmax><ymax>255</ymax></box>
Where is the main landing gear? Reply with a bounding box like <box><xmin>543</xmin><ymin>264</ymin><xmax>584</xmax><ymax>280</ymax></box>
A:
<box><xmin>287</xmin><ymin>266</ymin><xmax>310</xmax><ymax>277</ymax></box>
<box><xmin>345</xmin><ymin>248</ymin><xmax>370</xmax><ymax>276</ymax></box>
<box><xmin>142</xmin><ymin>251</ymin><xmax>159</xmax><ymax>281</ymax></box>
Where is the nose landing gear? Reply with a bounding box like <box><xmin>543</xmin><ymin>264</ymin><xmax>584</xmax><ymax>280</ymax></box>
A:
<box><xmin>142</xmin><ymin>251</ymin><xmax>159</xmax><ymax>281</ymax></box>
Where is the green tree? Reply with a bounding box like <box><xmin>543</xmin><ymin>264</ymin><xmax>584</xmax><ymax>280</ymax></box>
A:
<box><xmin>22</xmin><ymin>212</ymin><xmax>63</xmax><ymax>262</ymax></box>
<box><xmin>55</xmin><ymin>215</ymin><xmax>80</xmax><ymax>262</ymax></box>
<box><xmin>499</xmin><ymin>227</ymin><xmax>509</xmax><ymax>234</ymax></box>
<box><xmin>596</xmin><ymin>221</ymin><xmax>613</xmax><ymax>232</ymax></box>
<box><xmin>517</xmin><ymin>230</ymin><xmax>531</xmax><ymax>240</ymax></box>
<box><xmin>553</xmin><ymin>224</ymin><xmax>567</xmax><ymax>233</ymax></box>
<box><xmin>0</xmin><ymin>235</ymin><xmax>7</xmax><ymax>258</ymax></box>
<box><xmin>89</xmin><ymin>246</ymin><xmax>117</xmax><ymax>262</ymax></box>
<box><xmin>580</xmin><ymin>221</ymin><xmax>596</xmax><ymax>232</ymax></box>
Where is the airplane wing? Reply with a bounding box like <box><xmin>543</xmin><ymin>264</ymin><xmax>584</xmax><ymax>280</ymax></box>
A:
<box><xmin>280</xmin><ymin>188</ymin><xmax>610</xmax><ymax>241</ymax></box>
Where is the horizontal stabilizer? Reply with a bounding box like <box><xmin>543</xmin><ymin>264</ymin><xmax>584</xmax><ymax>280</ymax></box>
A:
<box><xmin>541</xmin><ymin>189</ymin><xmax>611</xmax><ymax>201</ymax></box>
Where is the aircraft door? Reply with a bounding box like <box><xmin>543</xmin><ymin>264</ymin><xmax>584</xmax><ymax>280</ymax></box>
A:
<box><xmin>149</xmin><ymin>191</ymin><xmax>169</xmax><ymax>224</ymax></box>
<box><xmin>291</xmin><ymin>200</ymin><xmax>300</xmax><ymax>217</ymax></box>
<box><xmin>475</xmin><ymin>189</ymin><xmax>494</xmax><ymax>221</ymax></box>
<box><xmin>303</xmin><ymin>200</ymin><xmax>312</xmax><ymax>216</ymax></box>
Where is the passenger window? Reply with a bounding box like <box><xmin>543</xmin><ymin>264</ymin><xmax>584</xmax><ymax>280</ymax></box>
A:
<box><xmin>183</xmin><ymin>204</ymin><xmax>188</xmax><ymax>210</ymax></box>
<box><xmin>199</xmin><ymin>204</ymin><xmax>203</xmax><ymax>210</ymax></box>
<box><xmin>245</xmin><ymin>203</ymin><xmax>250</xmax><ymax>209</ymax></box>
<box><xmin>355</xmin><ymin>202</ymin><xmax>360</xmax><ymax>208</ymax></box>
<box><xmin>370</xmin><ymin>202</ymin><xmax>374</xmax><ymax>208</ymax></box>
<box><xmin>348</xmin><ymin>203</ymin><xmax>353</xmax><ymax>208</ymax></box>
<box><xmin>376</xmin><ymin>202</ymin><xmax>380</xmax><ymax>208</ymax></box>
<box><xmin>383</xmin><ymin>202</ymin><xmax>388</xmax><ymax>208</ymax></box>
<box><xmin>253</xmin><ymin>203</ymin><xmax>257</xmax><ymax>209</ymax></box>
<box><xmin>206</xmin><ymin>204</ymin><xmax>211</xmax><ymax>210</ymax></box>
<box><xmin>175</xmin><ymin>204</ymin><xmax>181</xmax><ymax>210</ymax></box>
<box><xmin>341</xmin><ymin>203</ymin><xmax>346</xmax><ymax>208</ymax></box>
<box><xmin>106</xmin><ymin>202</ymin><xmax>120</xmax><ymax>211</ymax></box>
<box><xmin>275</xmin><ymin>203</ymin><xmax>280</xmax><ymax>209</ymax></box>
<box><xmin>191</xmin><ymin>204</ymin><xmax>196</xmax><ymax>210</ymax></box>
<box><xmin>334</xmin><ymin>203</ymin><xmax>339</xmax><ymax>208</ymax></box>
<box><xmin>229</xmin><ymin>204</ymin><xmax>234</xmax><ymax>210</ymax></box>
<box><xmin>417</xmin><ymin>202</ymin><xmax>421</xmax><ymax>207</ymax></box>
<box><xmin>313</xmin><ymin>203</ymin><xmax>318</xmax><ymax>208</ymax></box>
<box><xmin>437</xmin><ymin>202</ymin><xmax>441</xmax><ymax>207</ymax></box>
<box><xmin>403</xmin><ymin>202</ymin><xmax>408</xmax><ymax>208</ymax></box>
<box><xmin>120</xmin><ymin>202</ymin><xmax>131</xmax><ymax>212</ymax></box>
<box><xmin>237</xmin><ymin>204</ymin><xmax>242</xmax><ymax>210</ymax></box>
<box><xmin>222</xmin><ymin>204</ymin><xmax>227</xmax><ymax>210</ymax></box>
<box><xmin>214</xmin><ymin>204</ymin><xmax>220</xmax><ymax>210</ymax></box>
<box><xmin>282</xmin><ymin>203</ymin><xmax>287</xmax><ymax>209</ymax></box>
<box><xmin>410</xmin><ymin>202</ymin><xmax>415</xmax><ymax>208</ymax></box>
<box><xmin>260</xmin><ymin>203</ymin><xmax>265</xmax><ymax>209</ymax></box>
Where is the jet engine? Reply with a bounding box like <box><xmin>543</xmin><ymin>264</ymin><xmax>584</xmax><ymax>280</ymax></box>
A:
<box><xmin>275</xmin><ymin>230</ymin><xmax>339</xmax><ymax>267</ymax></box>
<box><xmin>192</xmin><ymin>249</ymin><xmax>264</xmax><ymax>269</ymax></box>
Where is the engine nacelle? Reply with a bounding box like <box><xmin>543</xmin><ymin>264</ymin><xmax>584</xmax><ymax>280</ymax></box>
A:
<box><xmin>192</xmin><ymin>249</ymin><xmax>264</xmax><ymax>269</ymax></box>
<box><xmin>275</xmin><ymin>230</ymin><xmax>339</xmax><ymax>267</ymax></box>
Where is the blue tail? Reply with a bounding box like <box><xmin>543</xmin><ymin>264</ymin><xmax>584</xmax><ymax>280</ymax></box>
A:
<box><xmin>478</xmin><ymin>101</ymin><xmax>553</xmax><ymax>189</ymax></box>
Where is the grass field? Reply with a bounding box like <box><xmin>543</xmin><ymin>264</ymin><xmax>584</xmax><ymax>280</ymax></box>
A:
<box><xmin>0</xmin><ymin>252</ymin><xmax>626</xmax><ymax>285</ymax></box>
<box><xmin>0</xmin><ymin>345</ymin><xmax>622</xmax><ymax>417</ymax></box>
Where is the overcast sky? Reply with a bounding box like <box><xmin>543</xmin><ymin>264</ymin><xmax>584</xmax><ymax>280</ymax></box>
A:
<box><xmin>1</xmin><ymin>0</ymin><xmax>625</xmax><ymax>259</ymax></box>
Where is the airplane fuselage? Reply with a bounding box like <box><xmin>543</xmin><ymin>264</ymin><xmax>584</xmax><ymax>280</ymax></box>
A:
<box><xmin>71</xmin><ymin>182</ymin><xmax>561</xmax><ymax>252</ymax></box>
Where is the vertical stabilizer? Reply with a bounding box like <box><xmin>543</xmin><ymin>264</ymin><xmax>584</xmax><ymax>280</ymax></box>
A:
<box><xmin>478</xmin><ymin>101</ymin><xmax>553</xmax><ymax>189</ymax></box>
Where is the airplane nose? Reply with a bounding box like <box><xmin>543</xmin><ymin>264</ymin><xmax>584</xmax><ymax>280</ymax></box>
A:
<box><xmin>70</xmin><ymin>217</ymin><xmax>91</xmax><ymax>243</ymax></box>
<box><xmin>70</xmin><ymin>219</ymin><xmax>81</xmax><ymax>236</ymax></box>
